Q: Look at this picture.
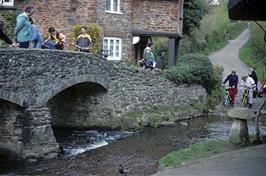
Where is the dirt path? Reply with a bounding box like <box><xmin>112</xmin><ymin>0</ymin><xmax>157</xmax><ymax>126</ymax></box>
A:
<box><xmin>209</xmin><ymin>29</ymin><xmax>250</xmax><ymax>79</ymax></box>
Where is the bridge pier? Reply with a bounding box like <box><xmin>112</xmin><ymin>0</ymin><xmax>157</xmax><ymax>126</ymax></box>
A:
<box><xmin>22</xmin><ymin>107</ymin><xmax>59</xmax><ymax>160</ymax></box>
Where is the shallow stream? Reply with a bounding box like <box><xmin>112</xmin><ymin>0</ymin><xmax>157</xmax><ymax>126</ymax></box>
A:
<box><xmin>1</xmin><ymin>115</ymin><xmax>266</xmax><ymax>175</ymax></box>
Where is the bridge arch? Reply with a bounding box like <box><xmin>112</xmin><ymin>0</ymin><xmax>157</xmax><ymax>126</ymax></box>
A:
<box><xmin>38</xmin><ymin>74</ymin><xmax>110</xmax><ymax>106</ymax></box>
<box><xmin>0</xmin><ymin>89</ymin><xmax>26</xmax><ymax>107</ymax></box>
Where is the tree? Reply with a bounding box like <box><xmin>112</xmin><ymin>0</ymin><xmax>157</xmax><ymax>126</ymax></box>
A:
<box><xmin>183</xmin><ymin>0</ymin><xmax>209</xmax><ymax>35</ymax></box>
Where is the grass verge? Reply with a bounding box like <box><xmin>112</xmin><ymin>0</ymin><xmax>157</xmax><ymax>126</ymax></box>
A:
<box><xmin>239</xmin><ymin>41</ymin><xmax>266</xmax><ymax>80</ymax></box>
<box><xmin>126</xmin><ymin>104</ymin><xmax>205</xmax><ymax>128</ymax></box>
<box><xmin>159</xmin><ymin>140</ymin><xmax>237</xmax><ymax>167</ymax></box>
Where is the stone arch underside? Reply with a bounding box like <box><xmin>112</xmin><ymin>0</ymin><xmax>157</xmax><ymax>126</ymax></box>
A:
<box><xmin>35</xmin><ymin>74</ymin><xmax>110</xmax><ymax>107</ymax></box>
<box><xmin>0</xmin><ymin>89</ymin><xmax>26</xmax><ymax>107</ymax></box>
<box><xmin>0</xmin><ymin>99</ymin><xmax>25</xmax><ymax>161</ymax></box>
<box><xmin>46</xmin><ymin>77</ymin><xmax>109</xmax><ymax>129</ymax></box>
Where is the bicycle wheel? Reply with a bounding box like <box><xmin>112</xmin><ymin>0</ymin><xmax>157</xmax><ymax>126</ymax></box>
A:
<box><xmin>223</xmin><ymin>92</ymin><xmax>230</xmax><ymax>107</ymax></box>
<box><xmin>242</xmin><ymin>90</ymin><xmax>249</xmax><ymax>107</ymax></box>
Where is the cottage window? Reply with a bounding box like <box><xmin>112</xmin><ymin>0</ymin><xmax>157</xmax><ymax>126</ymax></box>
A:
<box><xmin>0</xmin><ymin>0</ymin><xmax>14</xmax><ymax>6</ymax></box>
<box><xmin>103</xmin><ymin>37</ymin><xmax>122</xmax><ymax>60</ymax></box>
<box><xmin>105</xmin><ymin>0</ymin><xmax>120</xmax><ymax>13</ymax></box>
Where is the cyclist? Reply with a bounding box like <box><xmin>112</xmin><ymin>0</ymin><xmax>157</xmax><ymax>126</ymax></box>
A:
<box><xmin>241</xmin><ymin>75</ymin><xmax>256</xmax><ymax>108</ymax></box>
<box><xmin>223</xmin><ymin>70</ymin><xmax>238</xmax><ymax>105</ymax></box>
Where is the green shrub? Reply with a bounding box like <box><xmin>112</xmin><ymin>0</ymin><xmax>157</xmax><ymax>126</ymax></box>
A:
<box><xmin>72</xmin><ymin>23</ymin><xmax>103</xmax><ymax>54</ymax></box>
<box><xmin>153</xmin><ymin>37</ymin><xmax>168</xmax><ymax>65</ymax></box>
<box><xmin>225</xmin><ymin>21</ymin><xmax>248</xmax><ymax>40</ymax></box>
<box><xmin>165</xmin><ymin>54</ymin><xmax>217</xmax><ymax>93</ymax></box>
<box><xmin>206</xmin><ymin>66</ymin><xmax>224</xmax><ymax>109</ymax></box>
<box><xmin>180</xmin><ymin>2</ymin><xmax>247</xmax><ymax>56</ymax></box>
<box><xmin>1</xmin><ymin>11</ymin><xmax>17</xmax><ymax>46</ymax></box>
<box><xmin>239</xmin><ymin>22</ymin><xmax>266</xmax><ymax>80</ymax></box>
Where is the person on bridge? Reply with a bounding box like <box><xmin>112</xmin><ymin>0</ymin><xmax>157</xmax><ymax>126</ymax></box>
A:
<box><xmin>14</xmin><ymin>6</ymin><xmax>35</xmax><ymax>48</ymax></box>
<box><xmin>241</xmin><ymin>75</ymin><xmax>256</xmax><ymax>108</ymax></box>
<box><xmin>43</xmin><ymin>27</ymin><xmax>65</xmax><ymax>50</ymax></box>
<box><xmin>223</xmin><ymin>70</ymin><xmax>239</xmax><ymax>105</ymax></box>
<box><xmin>29</xmin><ymin>18</ymin><xmax>43</xmax><ymax>49</ymax></box>
<box><xmin>75</xmin><ymin>26</ymin><xmax>92</xmax><ymax>52</ymax></box>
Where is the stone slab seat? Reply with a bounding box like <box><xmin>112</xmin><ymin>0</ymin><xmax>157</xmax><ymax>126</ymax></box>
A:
<box><xmin>228</xmin><ymin>108</ymin><xmax>255</xmax><ymax>145</ymax></box>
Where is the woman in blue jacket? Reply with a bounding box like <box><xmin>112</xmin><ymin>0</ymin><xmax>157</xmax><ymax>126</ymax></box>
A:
<box><xmin>14</xmin><ymin>6</ymin><xmax>35</xmax><ymax>48</ymax></box>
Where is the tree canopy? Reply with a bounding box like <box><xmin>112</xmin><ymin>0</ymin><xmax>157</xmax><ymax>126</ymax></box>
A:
<box><xmin>183</xmin><ymin>0</ymin><xmax>209</xmax><ymax>35</ymax></box>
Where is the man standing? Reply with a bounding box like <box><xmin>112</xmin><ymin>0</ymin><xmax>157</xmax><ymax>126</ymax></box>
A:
<box><xmin>223</xmin><ymin>70</ymin><xmax>239</xmax><ymax>105</ymax></box>
<box><xmin>14</xmin><ymin>6</ymin><xmax>35</xmax><ymax>48</ymax></box>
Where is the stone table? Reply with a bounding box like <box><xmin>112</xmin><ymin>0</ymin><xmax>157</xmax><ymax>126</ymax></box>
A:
<box><xmin>228</xmin><ymin>108</ymin><xmax>255</xmax><ymax>145</ymax></box>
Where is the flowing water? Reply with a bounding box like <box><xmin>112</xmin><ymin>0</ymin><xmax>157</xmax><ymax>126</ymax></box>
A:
<box><xmin>1</xmin><ymin>115</ymin><xmax>266</xmax><ymax>175</ymax></box>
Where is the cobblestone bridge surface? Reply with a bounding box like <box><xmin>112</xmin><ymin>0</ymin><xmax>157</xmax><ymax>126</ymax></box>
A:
<box><xmin>0</xmin><ymin>49</ymin><xmax>207</xmax><ymax>160</ymax></box>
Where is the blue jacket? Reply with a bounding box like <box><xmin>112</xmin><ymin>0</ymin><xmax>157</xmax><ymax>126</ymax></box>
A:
<box><xmin>75</xmin><ymin>34</ymin><xmax>92</xmax><ymax>49</ymax></box>
<box><xmin>223</xmin><ymin>74</ymin><xmax>238</xmax><ymax>87</ymax></box>
<box><xmin>14</xmin><ymin>13</ymin><xmax>32</xmax><ymax>42</ymax></box>
<box><xmin>30</xmin><ymin>24</ymin><xmax>43</xmax><ymax>48</ymax></box>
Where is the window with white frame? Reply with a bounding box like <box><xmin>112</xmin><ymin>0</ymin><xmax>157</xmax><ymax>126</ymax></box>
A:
<box><xmin>103</xmin><ymin>37</ymin><xmax>122</xmax><ymax>60</ymax></box>
<box><xmin>105</xmin><ymin>0</ymin><xmax>120</xmax><ymax>13</ymax></box>
<box><xmin>0</xmin><ymin>0</ymin><xmax>14</xmax><ymax>6</ymax></box>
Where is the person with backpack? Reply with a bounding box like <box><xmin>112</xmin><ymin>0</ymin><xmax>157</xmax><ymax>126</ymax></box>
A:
<box><xmin>141</xmin><ymin>42</ymin><xmax>156</xmax><ymax>69</ymax></box>
<box><xmin>75</xmin><ymin>26</ymin><xmax>92</xmax><ymax>52</ymax></box>
<box><xmin>14</xmin><ymin>6</ymin><xmax>35</xmax><ymax>48</ymax></box>
<box><xmin>29</xmin><ymin>18</ymin><xmax>43</xmax><ymax>48</ymax></box>
<box><xmin>43</xmin><ymin>27</ymin><xmax>65</xmax><ymax>50</ymax></box>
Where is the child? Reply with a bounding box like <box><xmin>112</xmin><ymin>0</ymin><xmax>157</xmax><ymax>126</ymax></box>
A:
<box><xmin>75</xmin><ymin>26</ymin><xmax>92</xmax><ymax>52</ymax></box>
<box><xmin>43</xmin><ymin>27</ymin><xmax>65</xmax><ymax>50</ymax></box>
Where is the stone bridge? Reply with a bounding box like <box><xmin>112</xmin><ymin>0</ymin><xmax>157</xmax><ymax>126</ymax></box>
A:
<box><xmin>0</xmin><ymin>49</ymin><xmax>207</xmax><ymax>160</ymax></box>
<box><xmin>0</xmin><ymin>49</ymin><xmax>116</xmax><ymax>160</ymax></box>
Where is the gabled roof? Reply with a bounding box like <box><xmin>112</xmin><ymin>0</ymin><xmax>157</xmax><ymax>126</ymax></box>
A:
<box><xmin>228</xmin><ymin>0</ymin><xmax>266</xmax><ymax>21</ymax></box>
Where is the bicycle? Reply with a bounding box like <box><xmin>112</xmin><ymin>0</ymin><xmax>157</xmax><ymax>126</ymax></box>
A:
<box><xmin>223</xmin><ymin>88</ymin><xmax>232</xmax><ymax>107</ymax></box>
<box><xmin>242</xmin><ymin>88</ymin><xmax>249</xmax><ymax>107</ymax></box>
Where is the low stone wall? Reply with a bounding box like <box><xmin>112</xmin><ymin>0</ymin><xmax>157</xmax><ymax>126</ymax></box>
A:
<box><xmin>50</xmin><ymin>63</ymin><xmax>207</xmax><ymax>129</ymax></box>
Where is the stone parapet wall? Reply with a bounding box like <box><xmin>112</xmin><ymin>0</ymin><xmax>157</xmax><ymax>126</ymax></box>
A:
<box><xmin>0</xmin><ymin>49</ymin><xmax>114</xmax><ymax>106</ymax></box>
<box><xmin>49</xmin><ymin>62</ymin><xmax>207</xmax><ymax>129</ymax></box>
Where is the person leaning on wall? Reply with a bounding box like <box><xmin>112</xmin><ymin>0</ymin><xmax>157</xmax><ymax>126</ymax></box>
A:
<box><xmin>14</xmin><ymin>6</ymin><xmax>35</xmax><ymax>48</ymax></box>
